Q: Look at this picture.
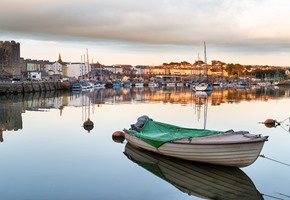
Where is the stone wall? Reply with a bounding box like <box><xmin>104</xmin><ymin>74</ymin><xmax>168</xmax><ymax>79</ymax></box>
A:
<box><xmin>0</xmin><ymin>41</ymin><xmax>21</xmax><ymax>78</ymax></box>
<box><xmin>0</xmin><ymin>81</ymin><xmax>71</xmax><ymax>94</ymax></box>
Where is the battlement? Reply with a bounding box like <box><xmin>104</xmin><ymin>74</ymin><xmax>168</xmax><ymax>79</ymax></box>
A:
<box><xmin>0</xmin><ymin>40</ymin><xmax>20</xmax><ymax>48</ymax></box>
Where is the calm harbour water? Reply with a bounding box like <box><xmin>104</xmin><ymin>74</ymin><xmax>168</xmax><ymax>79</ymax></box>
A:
<box><xmin>0</xmin><ymin>86</ymin><xmax>290</xmax><ymax>200</ymax></box>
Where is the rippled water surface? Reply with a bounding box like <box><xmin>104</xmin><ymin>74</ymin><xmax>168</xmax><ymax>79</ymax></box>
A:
<box><xmin>0</xmin><ymin>86</ymin><xmax>289</xmax><ymax>200</ymax></box>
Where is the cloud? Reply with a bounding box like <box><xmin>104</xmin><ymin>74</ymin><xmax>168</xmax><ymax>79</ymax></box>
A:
<box><xmin>0</xmin><ymin>0</ymin><xmax>260</xmax><ymax>44</ymax></box>
<box><xmin>1</xmin><ymin>0</ymin><xmax>290</xmax><ymax>65</ymax></box>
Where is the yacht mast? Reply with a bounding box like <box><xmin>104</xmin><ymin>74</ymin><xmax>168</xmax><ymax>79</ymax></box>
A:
<box><xmin>204</xmin><ymin>41</ymin><xmax>207</xmax><ymax>77</ymax></box>
<box><xmin>87</xmin><ymin>48</ymin><xmax>90</xmax><ymax>80</ymax></box>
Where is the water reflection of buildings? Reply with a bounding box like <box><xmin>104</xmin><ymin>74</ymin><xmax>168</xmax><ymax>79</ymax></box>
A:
<box><xmin>89</xmin><ymin>86</ymin><xmax>290</xmax><ymax>106</ymax></box>
<box><xmin>0</xmin><ymin>91</ymin><xmax>70</xmax><ymax>142</ymax></box>
<box><xmin>0</xmin><ymin>99</ymin><xmax>23</xmax><ymax>142</ymax></box>
<box><xmin>1</xmin><ymin>87</ymin><xmax>290</xmax><ymax>142</ymax></box>
<box><xmin>23</xmin><ymin>92</ymin><xmax>68</xmax><ymax>113</ymax></box>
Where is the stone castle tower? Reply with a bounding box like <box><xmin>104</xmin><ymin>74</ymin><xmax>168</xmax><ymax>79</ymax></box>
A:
<box><xmin>0</xmin><ymin>40</ymin><xmax>21</xmax><ymax>79</ymax></box>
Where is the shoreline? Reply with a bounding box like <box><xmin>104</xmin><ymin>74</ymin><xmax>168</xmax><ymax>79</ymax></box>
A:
<box><xmin>0</xmin><ymin>81</ymin><xmax>71</xmax><ymax>94</ymax></box>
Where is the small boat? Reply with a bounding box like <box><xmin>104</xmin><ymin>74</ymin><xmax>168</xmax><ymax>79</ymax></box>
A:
<box><xmin>123</xmin><ymin>80</ymin><xmax>132</xmax><ymax>88</ymax></box>
<box><xmin>165</xmin><ymin>82</ymin><xmax>176</xmax><ymax>87</ymax></box>
<box><xmin>147</xmin><ymin>81</ymin><xmax>159</xmax><ymax>88</ymax></box>
<box><xmin>212</xmin><ymin>81</ymin><xmax>224</xmax><ymax>88</ymax></box>
<box><xmin>80</xmin><ymin>81</ymin><xmax>94</xmax><ymax>90</ymax></box>
<box><xmin>237</xmin><ymin>81</ymin><xmax>248</xmax><ymax>89</ymax></box>
<box><xmin>71</xmin><ymin>82</ymin><xmax>82</xmax><ymax>91</ymax></box>
<box><xmin>133</xmin><ymin>81</ymin><xmax>144</xmax><ymax>87</ymax></box>
<box><xmin>196</xmin><ymin>90</ymin><xmax>211</xmax><ymax>98</ymax></box>
<box><xmin>123</xmin><ymin>116</ymin><xmax>268</xmax><ymax>167</ymax></box>
<box><xmin>124</xmin><ymin>143</ymin><xmax>263</xmax><ymax>200</ymax></box>
<box><xmin>176</xmin><ymin>82</ymin><xmax>184</xmax><ymax>87</ymax></box>
<box><xmin>94</xmin><ymin>81</ymin><xmax>106</xmax><ymax>89</ymax></box>
<box><xmin>195</xmin><ymin>81</ymin><xmax>212</xmax><ymax>91</ymax></box>
<box><xmin>112</xmin><ymin>80</ymin><xmax>123</xmax><ymax>88</ymax></box>
<box><xmin>257</xmin><ymin>81</ymin><xmax>271</xmax><ymax>87</ymax></box>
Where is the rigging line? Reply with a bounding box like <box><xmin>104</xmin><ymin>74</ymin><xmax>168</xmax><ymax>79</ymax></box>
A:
<box><xmin>262</xmin><ymin>193</ymin><xmax>285</xmax><ymax>200</ymax></box>
<box><xmin>260</xmin><ymin>155</ymin><xmax>290</xmax><ymax>167</ymax></box>
<box><xmin>278</xmin><ymin>125</ymin><xmax>290</xmax><ymax>134</ymax></box>
<box><xmin>279</xmin><ymin>117</ymin><xmax>290</xmax><ymax>123</ymax></box>
<box><xmin>275</xmin><ymin>192</ymin><xmax>290</xmax><ymax>198</ymax></box>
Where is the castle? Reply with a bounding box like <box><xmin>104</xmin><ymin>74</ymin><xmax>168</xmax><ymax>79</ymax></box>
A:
<box><xmin>0</xmin><ymin>40</ymin><xmax>23</xmax><ymax>80</ymax></box>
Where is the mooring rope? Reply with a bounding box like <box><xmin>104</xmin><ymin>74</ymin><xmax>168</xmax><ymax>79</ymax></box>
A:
<box><xmin>260</xmin><ymin>154</ymin><xmax>290</xmax><ymax>167</ymax></box>
<box><xmin>262</xmin><ymin>193</ymin><xmax>285</xmax><ymax>200</ymax></box>
<box><xmin>278</xmin><ymin>117</ymin><xmax>290</xmax><ymax>124</ymax></box>
<box><xmin>275</xmin><ymin>192</ymin><xmax>290</xmax><ymax>199</ymax></box>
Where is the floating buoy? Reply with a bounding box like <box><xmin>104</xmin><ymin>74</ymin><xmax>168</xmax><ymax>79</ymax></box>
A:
<box><xmin>264</xmin><ymin>118</ymin><xmax>277</xmax><ymax>128</ymax></box>
<box><xmin>112</xmin><ymin>131</ymin><xmax>125</xmax><ymax>137</ymax></box>
<box><xmin>83</xmin><ymin>118</ymin><xmax>94</xmax><ymax>133</ymax></box>
<box><xmin>112</xmin><ymin>131</ymin><xmax>125</xmax><ymax>143</ymax></box>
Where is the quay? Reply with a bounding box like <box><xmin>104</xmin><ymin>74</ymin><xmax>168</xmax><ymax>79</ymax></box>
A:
<box><xmin>0</xmin><ymin>81</ymin><xmax>71</xmax><ymax>94</ymax></box>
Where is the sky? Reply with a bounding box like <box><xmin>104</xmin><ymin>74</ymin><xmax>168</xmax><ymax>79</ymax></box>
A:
<box><xmin>1</xmin><ymin>0</ymin><xmax>290</xmax><ymax>66</ymax></box>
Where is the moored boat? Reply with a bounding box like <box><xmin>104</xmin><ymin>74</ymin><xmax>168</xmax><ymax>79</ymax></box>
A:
<box><xmin>94</xmin><ymin>81</ymin><xmax>106</xmax><ymax>89</ymax></box>
<box><xmin>133</xmin><ymin>81</ymin><xmax>144</xmax><ymax>87</ymax></box>
<box><xmin>80</xmin><ymin>81</ymin><xmax>94</xmax><ymax>90</ymax></box>
<box><xmin>195</xmin><ymin>81</ymin><xmax>212</xmax><ymax>91</ymax></box>
<box><xmin>194</xmin><ymin>42</ymin><xmax>213</xmax><ymax>92</ymax></box>
<box><xmin>176</xmin><ymin>82</ymin><xmax>184</xmax><ymax>87</ymax></box>
<box><xmin>148</xmin><ymin>81</ymin><xmax>160</xmax><ymax>87</ymax></box>
<box><xmin>123</xmin><ymin>115</ymin><xmax>268</xmax><ymax>167</ymax></box>
<box><xmin>70</xmin><ymin>82</ymin><xmax>82</xmax><ymax>91</ymax></box>
<box><xmin>165</xmin><ymin>82</ymin><xmax>176</xmax><ymax>87</ymax></box>
<box><xmin>112</xmin><ymin>80</ymin><xmax>123</xmax><ymax>88</ymax></box>
<box><xmin>123</xmin><ymin>80</ymin><xmax>132</xmax><ymax>88</ymax></box>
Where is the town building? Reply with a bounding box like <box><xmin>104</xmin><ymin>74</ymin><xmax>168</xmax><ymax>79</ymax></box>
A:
<box><xmin>66</xmin><ymin>62</ymin><xmax>90</xmax><ymax>80</ymax></box>
<box><xmin>1</xmin><ymin>40</ymin><xmax>289</xmax><ymax>83</ymax></box>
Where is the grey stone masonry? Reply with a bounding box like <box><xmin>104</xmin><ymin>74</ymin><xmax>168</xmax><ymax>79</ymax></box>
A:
<box><xmin>0</xmin><ymin>81</ymin><xmax>71</xmax><ymax>94</ymax></box>
<box><xmin>0</xmin><ymin>41</ymin><xmax>21</xmax><ymax>78</ymax></box>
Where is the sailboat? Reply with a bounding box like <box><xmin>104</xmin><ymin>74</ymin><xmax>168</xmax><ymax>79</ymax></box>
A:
<box><xmin>195</xmin><ymin>42</ymin><xmax>212</xmax><ymax>91</ymax></box>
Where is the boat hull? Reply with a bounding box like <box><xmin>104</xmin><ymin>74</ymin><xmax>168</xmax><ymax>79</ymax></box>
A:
<box><xmin>124</xmin><ymin>131</ymin><xmax>267</xmax><ymax>167</ymax></box>
<box><xmin>134</xmin><ymin>82</ymin><xmax>144</xmax><ymax>87</ymax></box>
<box><xmin>148</xmin><ymin>82</ymin><xmax>159</xmax><ymax>87</ymax></box>
<box><xmin>195</xmin><ymin>82</ymin><xmax>212</xmax><ymax>91</ymax></box>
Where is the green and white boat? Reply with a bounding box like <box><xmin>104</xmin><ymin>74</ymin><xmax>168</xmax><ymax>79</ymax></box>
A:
<box><xmin>123</xmin><ymin>116</ymin><xmax>268</xmax><ymax>167</ymax></box>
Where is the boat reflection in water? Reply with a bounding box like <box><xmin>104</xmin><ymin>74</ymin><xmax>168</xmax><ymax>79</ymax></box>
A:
<box><xmin>124</xmin><ymin>143</ymin><xmax>263</xmax><ymax>200</ymax></box>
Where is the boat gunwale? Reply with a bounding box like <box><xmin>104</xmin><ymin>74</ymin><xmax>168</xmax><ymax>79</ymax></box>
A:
<box><xmin>123</xmin><ymin>130</ymin><xmax>267</xmax><ymax>167</ymax></box>
<box><xmin>123</xmin><ymin>129</ymin><xmax>268</xmax><ymax>145</ymax></box>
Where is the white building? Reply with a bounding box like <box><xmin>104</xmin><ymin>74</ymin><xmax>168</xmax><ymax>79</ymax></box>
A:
<box><xmin>66</xmin><ymin>62</ymin><xmax>91</xmax><ymax>79</ymax></box>
<box><xmin>28</xmin><ymin>71</ymin><xmax>41</xmax><ymax>80</ymax></box>
<box><xmin>134</xmin><ymin>65</ymin><xmax>147</xmax><ymax>75</ymax></box>
<box><xmin>105</xmin><ymin>65</ymin><xmax>123</xmax><ymax>74</ymax></box>
<box><xmin>47</xmin><ymin>61</ymin><xmax>63</xmax><ymax>76</ymax></box>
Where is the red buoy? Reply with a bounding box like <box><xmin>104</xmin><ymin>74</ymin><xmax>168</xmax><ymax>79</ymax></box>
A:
<box><xmin>264</xmin><ymin>119</ymin><xmax>277</xmax><ymax>128</ymax></box>
<box><xmin>112</xmin><ymin>131</ymin><xmax>125</xmax><ymax>143</ymax></box>
<box><xmin>112</xmin><ymin>131</ymin><xmax>125</xmax><ymax>137</ymax></box>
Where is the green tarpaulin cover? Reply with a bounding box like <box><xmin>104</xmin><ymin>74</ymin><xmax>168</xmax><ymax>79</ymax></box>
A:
<box><xmin>127</xmin><ymin>118</ymin><xmax>228</xmax><ymax>148</ymax></box>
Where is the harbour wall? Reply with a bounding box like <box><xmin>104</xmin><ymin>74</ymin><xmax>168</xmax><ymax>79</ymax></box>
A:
<box><xmin>0</xmin><ymin>81</ymin><xmax>71</xmax><ymax>94</ymax></box>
